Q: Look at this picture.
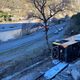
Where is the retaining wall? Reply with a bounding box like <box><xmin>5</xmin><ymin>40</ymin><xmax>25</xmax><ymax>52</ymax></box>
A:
<box><xmin>0</xmin><ymin>22</ymin><xmax>42</xmax><ymax>42</ymax></box>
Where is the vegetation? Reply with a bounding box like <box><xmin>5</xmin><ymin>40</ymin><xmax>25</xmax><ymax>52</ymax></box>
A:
<box><xmin>0</xmin><ymin>0</ymin><xmax>79</xmax><ymax>22</ymax></box>
<box><xmin>64</xmin><ymin>13</ymin><xmax>80</xmax><ymax>37</ymax></box>
<box><xmin>0</xmin><ymin>11</ymin><xmax>13</xmax><ymax>22</ymax></box>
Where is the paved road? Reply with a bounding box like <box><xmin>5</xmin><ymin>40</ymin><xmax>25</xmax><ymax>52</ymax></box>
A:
<box><xmin>0</xmin><ymin>22</ymin><xmax>67</xmax><ymax>53</ymax></box>
<box><xmin>0</xmin><ymin>22</ymin><xmax>69</xmax><ymax>64</ymax></box>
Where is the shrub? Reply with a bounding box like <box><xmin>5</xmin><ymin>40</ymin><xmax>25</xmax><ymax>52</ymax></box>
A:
<box><xmin>0</xmin><ymin>11</ymin><xmax>13</xmax><ymax>21</ymax></box>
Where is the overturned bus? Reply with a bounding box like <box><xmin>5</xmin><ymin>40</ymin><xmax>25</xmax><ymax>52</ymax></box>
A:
<box><xmin>52</xmin><ymin>34</ymin><xmax>80</xmax><ymax>62</ymax></box>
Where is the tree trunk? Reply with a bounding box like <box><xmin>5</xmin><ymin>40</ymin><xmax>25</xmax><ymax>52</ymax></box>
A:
<box><xmin>44</xmin><ymin>26</ymin><xmax>51</xmax><ymax>52</ymax></box>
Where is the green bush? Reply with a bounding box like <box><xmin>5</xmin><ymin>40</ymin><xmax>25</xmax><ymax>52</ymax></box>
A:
<box><xmin>0</xmin><ymin>11</ymin><xmax>13</xmax><ymax>21</ymax></box>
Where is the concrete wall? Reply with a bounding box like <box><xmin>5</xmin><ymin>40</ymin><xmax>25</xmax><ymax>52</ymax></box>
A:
<box><xmin>0</xmin><ymin>23</ymin><xmax>22</xmax><ymax>42</ymax></box>
<box><xmin>0</xmin><ymin>22</ymin><xmax>42</xmax><ymax>42</ymax></box>
<box><xmin>0</xmin><ymin>29</ymin><xmax>22</xmax><ymax>41</ymax></box>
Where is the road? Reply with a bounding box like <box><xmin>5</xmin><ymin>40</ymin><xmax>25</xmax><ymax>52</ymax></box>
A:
<box><xmin>0</xmin><ymin>22</ymin><xmax>67</xmax><ymax>53</ymax></box>
<box><xmin>0</xmin><ymin>22</ymin><xmax>69</xmax><ymax>79</ymax></box>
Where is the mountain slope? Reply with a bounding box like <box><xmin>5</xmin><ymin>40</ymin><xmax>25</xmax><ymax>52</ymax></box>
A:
<box><xmin>0</xmin><ymin>0</ymin><xmax>80</xmax><ymax>18</ymax></box>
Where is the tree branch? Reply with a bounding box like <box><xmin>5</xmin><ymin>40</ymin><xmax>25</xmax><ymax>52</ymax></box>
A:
<box><xmin>32</xmin><ymin>15</ymin><xmax>44</xmax><ymax>20</ymax></box>
<box><xmin>47</xmin><ymin>9</ymin><xmax>62</xmax><ymax>21</ymax></box>
<box><xmin>31</xmin><ymin>0</ymin><xmax>70</xmax><ymax>24</ymax></box>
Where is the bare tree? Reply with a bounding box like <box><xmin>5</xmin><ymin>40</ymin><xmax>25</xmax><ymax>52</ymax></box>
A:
<box><xmin>30</xmin><ymin>0</ymin><xmax>69</xmax><ymax>52</ymax></box>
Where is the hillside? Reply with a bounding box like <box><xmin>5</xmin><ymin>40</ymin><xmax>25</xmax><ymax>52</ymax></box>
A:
<box><xmin>0</xmin><ymin>0</ymin><xmax>80</xmax><ymax>22</ymax></box>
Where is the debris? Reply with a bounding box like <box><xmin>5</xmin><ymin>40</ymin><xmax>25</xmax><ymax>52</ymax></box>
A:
<box><xmin>44</xmin><ymin>62</ymin><xmax>68</xmax><ymax>79</ymax></box>
<box><xmin>19</xmin><ymin>71</ymin><xmax>42</xmax><ymax>80</ymax></box>
<box><xmin>52</xmin><ymin>59</ymin><xmax>60</xmax><ymax>65</ymax></box>
<box><xmin>71</xmin><ymin>69</ymin><xmax>80</xmax><ymax>80</ymax></box>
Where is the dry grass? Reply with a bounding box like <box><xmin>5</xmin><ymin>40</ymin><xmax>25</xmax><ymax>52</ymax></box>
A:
<box><xmin>0</xmin><ymin>0</ymin><xmax>79</xmax><ymax>20</ymax></box>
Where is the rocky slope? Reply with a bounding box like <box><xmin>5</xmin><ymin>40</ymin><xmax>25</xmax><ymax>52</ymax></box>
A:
<box><xmin>0</xmin><ymin>0</ymin><xmax>80</xmax><ymax>19</ymax></box>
